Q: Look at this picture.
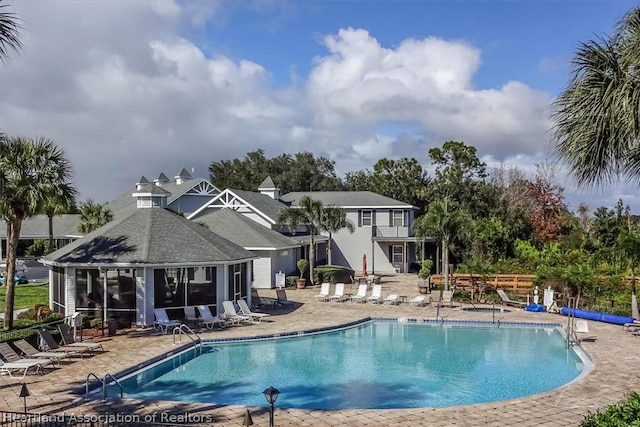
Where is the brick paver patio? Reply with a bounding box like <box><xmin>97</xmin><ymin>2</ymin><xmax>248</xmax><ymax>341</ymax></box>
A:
<box><xmin>1</xmin><ymin>274</ymin><xmax>639</xmax><ymax>426</ymax></box>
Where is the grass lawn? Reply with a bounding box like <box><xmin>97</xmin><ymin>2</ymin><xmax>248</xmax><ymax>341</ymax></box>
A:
<box><xmin>0</xmin><ymin>283</ymin><xmax>49</xmax><ymax>312</ymax></box>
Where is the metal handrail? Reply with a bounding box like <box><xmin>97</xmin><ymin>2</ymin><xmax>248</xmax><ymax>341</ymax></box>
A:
<box><xmin>103</xmin><ymin>373</ymin><xmax>123</xmax><ymax>401</ymax></box>
<box><xmin>85</xmin><ymin>372</ymin><xmax>102</xmax><ymax>400</ymax></box>
<box><xmin>172</xmin><ymin>323</ymin><xmax>201</xmax><ymax>345</ymax></box>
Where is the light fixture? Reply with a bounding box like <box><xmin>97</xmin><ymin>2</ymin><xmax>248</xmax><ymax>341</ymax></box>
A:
<box><xmin>19</xmin><ymin>383</ymin><xmax>30</xmax><ymax>413</ymax></box>
<box><xmin>242</xmin><ymin>409</ymin><xmax>254</xmax><ymax>426</ymax></box>
<box><xmin>262</xmin><ymin>386</ymin><xmax>280</xmax><ymax>427</ymax></box>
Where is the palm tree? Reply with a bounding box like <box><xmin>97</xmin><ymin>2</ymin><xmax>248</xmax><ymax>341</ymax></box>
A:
<box><xmin>277</xmin><ymin>196</ymin><xmax>324</xmax><ymax>285</ymax></box>
<box><xmin>0</xmin><ymin>1</ymin><xmax>22</xmax><ymax>62</ymax></box>
<box><xmin>412</xmin><ymin>198</ymin><xmax>469</xmax><ymax>290</ymax></box>
<box><xmin>321</xmin><ymin>206</ymin><xmax>355</xmax><ymax>265</ymax></box>
<box><xmin>0</xmin><ymin>136</ymin><xmax>76</xmax><ymax>330</ymax></box>
<box><xmin>41</xmin><ymin>191</ymin><xmax>77</xmax><ymax>253</ymax></box>
<box><xmin>552</xmin><ymin>8</ymin><xmax>640</xmax><ymax>187</ymax></box>
<box><xmin>77</xmin><ymin>201</ymin><xmax>113</xmax><ymax>234</ymax></box>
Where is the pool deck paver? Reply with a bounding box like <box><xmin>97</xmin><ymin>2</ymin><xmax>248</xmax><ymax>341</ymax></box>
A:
<box><xmin>1</xmin><ymin>274</ymin><xmax>639</xmax><ymax>426</ymax></box>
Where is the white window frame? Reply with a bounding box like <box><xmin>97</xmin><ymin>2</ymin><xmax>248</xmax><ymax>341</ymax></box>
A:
<box><xmin>361</xmin><ymin>210</ymin><xmax>372</xmax><ymax>227</ymax></box>
<box><xmin>392</xmin><ymin>210</ymin><xmax>404</xmax><ymax>227</ymax></box>
<box><xmin>392</xmin><ymin>245</ymin><xmax>403</xmax><ymax>264</ymax></box>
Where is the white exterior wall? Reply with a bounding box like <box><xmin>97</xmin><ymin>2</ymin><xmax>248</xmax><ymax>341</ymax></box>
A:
<box><xmin>252</xmin><ymin>250</ymin><xmax>296</xmax><ymax>288</ymax></box>
<box><xmin>252</xmin><ymin>255</ymin><xmax>271</xmax><ymax>289</ymax></box>
<box><xmin>330</xmin><ymin>210</ymin><xmax>373</xmax><ymax>273</ymax></box>
<box><xmin>138</xmin><ymin>267</ymin><xmax>154</xmax><ymax>327</ymax></box>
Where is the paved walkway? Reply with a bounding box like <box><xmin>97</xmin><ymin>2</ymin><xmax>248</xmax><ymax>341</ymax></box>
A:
<box><xmin>1</xmin><ymin>275</ymin><xmax>639</xmax><ymax>426</ymax></box>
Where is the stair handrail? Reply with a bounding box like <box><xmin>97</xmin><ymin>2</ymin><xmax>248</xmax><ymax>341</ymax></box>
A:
<box><xmin>85</xmin><ymin>372</ymin><xmax>103</xmax><ymax>400</ymax></box>
<box><xmin>103</xmin><ymin>373</ymin><xmax>123</xmax><ymax>401</ymax></box>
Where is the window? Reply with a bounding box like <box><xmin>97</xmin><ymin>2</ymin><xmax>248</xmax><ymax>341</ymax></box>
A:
<box><xmin>392</xmin><ymin>245</ymin><xmax>403</xmax><ymax>264</ymax></box>
<box><xmin>392</xmin><ymin>210</ymin><xmax>404</xmax><ymax>227</ymax></box>
<box><xmin>361</xmin><ymin>210</ymin><xmax>372</xmax><ymax>227</ymax></box>
<box><xmin>227</xmin><ymin>263</ymin><xmax>247</xmax><ymax>302</ymax></box>
<box><xmin>154</xmin><ymin>267</ymin><xmax>217</xmax><ymax>308</ymax></box>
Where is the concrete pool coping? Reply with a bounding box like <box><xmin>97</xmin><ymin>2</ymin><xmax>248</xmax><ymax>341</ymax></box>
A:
<box><xmin>1</xmin><ymin>274</ymin><xmax>639</xmax><ymax>426</ymax></box>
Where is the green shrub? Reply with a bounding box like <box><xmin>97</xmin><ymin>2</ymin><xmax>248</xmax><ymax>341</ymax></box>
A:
<box><xmin>285</xmin><ymin>276</ymin><xmax>298</xmax><ymax>288</ymax></box>
<box><xmin>418</xmin><ymin>260</ymin><xmax>433</xmax><ymax>279</ymax></box>
<box><xmin>297</xmin><ymin>259</ymin><xmax>309</xmax><ymax>278</ymax></box>
<box><xmin>580</xmin><ymin>392</ymin><xmax>640</xmax><ymax>426</ymax></box>
<box><xmin>313</xmin><ymin>265</ymin><xmax>355</xmax><ymax>284</ymax></box>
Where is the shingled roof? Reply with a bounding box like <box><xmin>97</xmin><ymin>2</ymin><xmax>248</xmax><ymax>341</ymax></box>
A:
<box><xmin>42</xmin><ymin>207</ymin><xmax>256</xmax><ymax>266</ymax></box>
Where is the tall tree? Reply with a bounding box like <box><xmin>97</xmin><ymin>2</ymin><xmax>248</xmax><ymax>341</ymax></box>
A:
<box><xmin>0</xmin><ymin>136</ymin><xmax>76</xmax><ymax>330</ymax></box>
<box><xmin>77</xmin><ymin>201</ymin><xmax>113</xmax><ymax>234</ymax></box>
<box><xmin>527</xmin><ymin>163</ymin><xmax>568</xmax><ymax>245</ymax></box>
<box><xmin>0</xmin><ymin>1</ymin><xmax>22</xmax><ymax>62</ymax></box>
<box><xmin>552</xmin><ymin>8</ymin><xmax>640</xmax><ymax>187</ymax></box>
<box><xmin>277</xmin><ymin>196</ymin><xmax>324</xmax><ymax>285</ymax></box>
<box><xmin>321</xmin><ymin>206</ymin><xmax>355</xmax><ymax>265</ymax></box>
<box><xmin>343</xmin><ymin>170</ymin><xmax>373</xmax><ymax>191</ymax></box>
<box><xmin>41</xmin><ymin>191</ymin><xmax>77</xmax><ymax>253</ymax></box>
<box><xmin>370</xmin><ymin>157</ymin><xmax>429</xmax><ymax>210</ymax></box>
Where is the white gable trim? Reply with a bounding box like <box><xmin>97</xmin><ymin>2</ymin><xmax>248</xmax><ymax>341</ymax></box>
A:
<box><xmin>187</xmin><ymin>189</ymin><xmax>277</xmax><ymax>224</ymax></box>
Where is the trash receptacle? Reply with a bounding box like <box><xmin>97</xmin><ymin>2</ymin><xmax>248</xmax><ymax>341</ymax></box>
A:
<box><xmin>108</xmin><ymin>318</ymin><xmax>117</xmax><ymax>336</ymax></box>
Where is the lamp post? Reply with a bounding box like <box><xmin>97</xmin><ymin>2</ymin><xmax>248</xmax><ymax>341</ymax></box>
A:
<box><xmin>262</xmin><ymin>386</ymin><xmax>280</xmax><ymax>427</ymax></box>
<box><xmin>19</xmin><ymin>383</ymin><xmax>30</xmax><ymax>414</ymax></box>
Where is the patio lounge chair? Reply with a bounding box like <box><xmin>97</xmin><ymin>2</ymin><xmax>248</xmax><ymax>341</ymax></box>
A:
<box><xmin>430</xmin><ymin>291</ymin><xmax>442</xmax><ymax>306</ymax></box>
<box><xmin>384</xmin><ymin>294</ymin><xmax>400</xmax><ymax>305</ymax></box>
<box><xmin>0</xmin><ymin>359</ymin><xmax>48</xmax><ymax>378</ymax></box>
<box><xmin>497</xmin><ymin>290</ymin><xmax>527</xmax><ymax>308</ymax></box>
<box><xmin>442</xmin><ymin>290</ymin><xmax>454</xmax><ymax>308</ymax></box>
<box><xmin>237</xmin><ymin>300</ymin><xmax>271</xmax><ymax>323</ymax></box>
<box><xmin>222</xmin><ymin>301</ymin><xmax>253</xmax><ymax>325</ymax></box>
<box><xmin>251</xmin><ymin>288</ymin><xmax>278</xmax><ymax>309</ymax></box>
<box><xmin>13</xmin><ymin>339</ymin><xmax>72</xmax><ymax>365</ymax></box>
<box><xmin>154</xmin><ymin>308</ymin><xmax>182</xmax><ymax>333</ymax></box>
<box><xmin>58</xmin><ymin>324</ymin><xmax>104</xmax><ymax>352</ymax></box>
<box><xmin>409</xmin><ymin>295</ymin><xmax>427</xmax><ymax>307</ymax></box>
<box><xmin>196</xmin><ymin>305</ymin><xmax>227</xmax><ymax>329</ymax></box>
<box><xmin>314</xmin><ymin>283</ymin><xmax>331</xmax><ymax>302</ymax></box>
<box><xmin>38</xmin><ymin>329</ymin><xmax>92</xmax><ymax>359</ymax></box>
<box><xmin>276</xmin><ymin>289</ymin><xmax>294</xmax><ymax>306</ymax></box>
<box><xmin>0</xmin><ymin>342</ymin><xmax>55</xmax><ymax>371</ymax></box>
<box><xmin>350</xmin><ymin>284</ymin><xmax>368</xmax><ymax>303</ymax></box>
<box><xmin>330</xmin><ymin>283</ymin><xmax>347</xmax><ymax>302</ymax></box>
<box><xmin>367</xmin><ymin>285</ymin><xmax>383</xmax><ymax>304</ymax></box>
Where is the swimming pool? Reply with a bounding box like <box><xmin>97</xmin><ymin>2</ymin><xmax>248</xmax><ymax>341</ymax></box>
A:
<box><xmin>110</xmin><ymin>320</ymin><xmax>586</xmax><ymax>409</ymax></box>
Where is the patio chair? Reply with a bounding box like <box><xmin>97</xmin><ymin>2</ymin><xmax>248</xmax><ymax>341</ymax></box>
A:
<box><xmin>0</xmin><ymin>342</ymin><xmax>55</xmax><ymax>371</ymax></box>
<box><xmin>251</xmin><ymin>288</ymin><xmax>278</xmax><ymax>309</ymax></box>
<box><xmin>184</xmin><ymin>306</ymin><xmax>199</xmax><ymax>327</ymax></box>
<box><xmin>196</xmin><ymin>305</ymin><xmax>227</xmax><ymax>329</ymax></box>
<box><xmin>222</xmin><ymin>301</ymin><xmax>253</xmax><ymax>325</ymax></box>
<box><xmin>37</xmin><ymin>329</ymin><xmax>91</xmax><ymax>358</ymax></box>
<box><xmin>0</xmin><ymin>359</ymin><xmax>49</xmax><ymax>378</ymax></box>
<box><xmin>237</xmin><ymin>299</ymin><xmax>271</xmax><ymax>323</ymax></box>
<box><xmin>430</xmin><ymin>290</ymin><xmax>442</xmax><ymax>306</ymax></box>
<box><xmin>367</xmin><ymin>284</ymin><xmax>383</xmax><ymax>304</ymax></box>
<box><xmin>275</xmin><ymin>289</ymin><xmax>294</xmax><ymax>306</ymax></box>
<box><xmin>496</xmin><ymin>289</ymin><xmax>527</xmax><ymax>308</ymax></box>
<box><xmin>409</xmin><ymin>295</ymin><xmax>427</xmax><ymax>307</ymax></box>
<box><xmin>154</xmin><ymin>308</ymin><xmax>182</xmax><ymax>333</ymax></box>
<box><xmin>573</xmin><ymin>319</ymin><xmax>596</xmax><ymax>344</ymax></box>
<box><xmin>13</xmin><ymin>339</ymin><xmax>72</xmax><ymax>365</ymax></box>
<box><xmin>314</xmin><ymin>283</ymin><xmax>331</xmax><ymax>302</ymax></box>
<box><xmin>441</xmin><ymin>290</ymin><xmax>454</xmax><ymax>308</ymax></box>
<box><xmin>384</xmin><ymin>294</ymin><xmax>400</xmax><ymax>305</ymax></box>
<box><xmin>58</xmin><ymin>324</ymin><xmax>104</xmax><ymax>352</ymax></box>
<box><xmin>350</xmin><ymin>284</ymin><xmax>368</xmax><ymax>303</ymax></box>
<box><xmin>329</xmin><ymin>283</ymin><xmax>347</xmax><ymax>302</ymax></box>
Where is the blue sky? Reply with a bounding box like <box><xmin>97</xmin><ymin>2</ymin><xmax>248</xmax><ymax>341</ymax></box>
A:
<box><xmin>1</xmin><ymin>0</ymin><xmax>638</xmax><ymax>212</ymax></box>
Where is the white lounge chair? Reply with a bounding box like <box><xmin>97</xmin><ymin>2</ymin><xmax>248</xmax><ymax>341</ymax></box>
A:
<box><xmin>0</xmin><ymin>360</ymin><xmax>48</xmax><ymax>378</ymax></box>
<box><xmin>384</xmin><ymin>294</ymin><xmax>400</xmax><ymax>305</ymax></box>
<box><xmin>496</xmin><ymin>289</ymin><xmax>527</xmax><ymax>308</ymax></box>
<box><xmin>222</xmin><ymin>301</ymin><xmax>253</xmax><ymax>325</ymax></box>
<box><xmin>442</xmin><ymin>290</ymin><xmax>454</xmax><ymax>308</ymax></box>
<box><xmin>237</xmin><ymin>299</ymin><xmax>271</xmax><ymax>323</ymax></box>
<box><xmin>154</xmin><ymin>308</ymin><xmax>182</xmax><ymax>333</ymax></box>
<box><xmin>367</xmin><ymin>284</ymin><xmax>383</xmax><ymax>304</ymax></box>
<box><xmin>329</xmin><ymin>283</ymin><xmax>347</xmax><ymax>302</ymax></box>
<box><xmin>350</xmin><ymin>284</ymin><xmax>368</xmax><ymax>303</ymax></box>
<box><xmin>409</xmin><ymin>295</ymin><xmax>427</xmax><ymax>306</ymax></box>
<box><xmin>196</xmin><ymin>305</ymin><xmax>227</xmax><ymax>329</ymax></box>
<box><xmin>314</xmin><ymin>283</ymin><xmax>331</xmax><ymax>302</ymax></box>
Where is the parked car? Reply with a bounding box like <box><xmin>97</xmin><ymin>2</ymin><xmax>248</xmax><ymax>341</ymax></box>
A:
<box><xmin>0</xmin><ymin>274</ymin><xmax>29</xmax><ymax>285</ymax></box>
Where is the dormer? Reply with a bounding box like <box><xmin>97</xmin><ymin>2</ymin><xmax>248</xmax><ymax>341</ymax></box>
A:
<box><xmin>132</xmin><ymin>183</ymin><xmax>171</xmax><ymax>208</ymax></box>
<box><xmin>175</xmin><ymin>168</ymin><xmax>192</xmax><ymax>185</ymax></box>
<box><xmin>136</xmin><ymin>176</ymin><xmax>150</xmax><ymax>190</ymax></box>
<box><xmin>154</xmin><ymin>173</ymin><xmax>170</xmax><ymax>187</ymax></box>
<box><xmin>258</xmin><ymin>176</ymin><xmax>279</xmax><ymax>200</ymax></box>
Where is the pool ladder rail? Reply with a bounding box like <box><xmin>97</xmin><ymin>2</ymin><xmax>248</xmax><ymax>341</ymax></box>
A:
<box><xmin>173</xmin><ymin>323</ymin><xmax>201</xmax><ymax>346</ymax></box>
<box><xmin>85</xmin><ymin>372</ymin><xmax>123</xmax><ymax>402</ymax></box>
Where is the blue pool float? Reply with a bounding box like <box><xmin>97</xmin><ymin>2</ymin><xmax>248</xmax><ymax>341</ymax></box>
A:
<box><xmin>560</xmin><ymin>307</ymin><xmax>635</xmax><ymax>325</ymax></box>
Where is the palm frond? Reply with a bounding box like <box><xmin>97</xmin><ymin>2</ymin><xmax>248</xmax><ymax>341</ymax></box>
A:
<box><xmin>0</xmin><ymin>2</ymin><xmax>22</xmax><ymax>62</ymax></box>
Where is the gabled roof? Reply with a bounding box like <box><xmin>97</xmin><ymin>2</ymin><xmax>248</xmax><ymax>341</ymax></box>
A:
<box><xmin>280</xmin><ymin>191</ymin><xmax>416</xmax><ymax>209</ymax></box>
<box><xmin>156</xmin><ymin>172</ymin><xmax>170</xmax><ymax>182</ymax></box>
<box><xmin>188</xmin><ymin>188</ymin><xmax>287</xmax><ymax>224</ymax></box>
<box><xmin>176</xmin><ymin>168</ymin><xmax>192</xmax><ymax>179</ymax></box>
<box><xmin>195</xmin><ymin>208</ymin><xmax>301</xmax><ymax>250</ymax></box>
<box><xmin>43</xmin><ymin>208</ymin><xmax>256</xmax><ymax>266</ymax></box>
<box><xmin>258</xmin><ymin>176</ymin><xmax>276</xmax><ymax>189</ymax></box>
<box><xmin>0</xmin><ymin>214</ymin><xmax>82</xmax><ymax>239</ymax></box>
<box><xmin>133</xmin><ymin>183</ymin><xmax>172</xmax><ymax>196</ymax></box>
<box><xmin>137</xmin><ymin>176</ymin><xmax>150</xmax><ymax>184</ymax></box>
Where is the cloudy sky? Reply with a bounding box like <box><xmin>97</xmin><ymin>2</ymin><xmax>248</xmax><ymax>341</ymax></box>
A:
<box><xmin>1</xmin><ymin>0</ymin><xmax>638</xmax><ymax>211</ymax></box>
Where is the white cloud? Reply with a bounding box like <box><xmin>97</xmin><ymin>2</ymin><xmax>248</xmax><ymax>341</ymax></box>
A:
<box><xmin>0</xmin><ymin>1</ymin><xmax>626</xmax><ymax>211</ymax></box>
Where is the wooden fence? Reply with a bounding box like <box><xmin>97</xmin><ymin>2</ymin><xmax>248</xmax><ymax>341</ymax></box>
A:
<box><xmin>430</xmin><ymin>274</ymin><xmax>535</xmax><ymax>294</ymax></box>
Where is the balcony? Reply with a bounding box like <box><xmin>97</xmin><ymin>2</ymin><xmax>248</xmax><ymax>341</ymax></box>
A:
<box><xmin>372</xmin><ymin>226</ymin><xmax>412</xmax><ymax>238</ymax></box>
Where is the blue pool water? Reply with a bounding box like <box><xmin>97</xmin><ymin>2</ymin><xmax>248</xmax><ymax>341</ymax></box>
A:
<box><xmin>115</xmin><ymin>321</ymin><xmax>584</xmax><ymax>409</ymax></box>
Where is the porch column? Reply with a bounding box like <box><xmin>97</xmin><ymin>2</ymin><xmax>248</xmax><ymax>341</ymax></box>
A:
<box><xmin>371</xmin><ymin>240</ymin><xmax>375</xmax><ymax>274</ymax></box>
<box><xmin>246</xmin><ymin>261</ymin><xmax>253</xmax><ymax>306</ymax></box>
<box><xmin>217</xmin><ymin>265</ymin><xmax>227</xmax><ymax>316</ymax></box>
<box><xmin>102</xmin><ymin>269</ymin><xmax>108</xmax><ymax>324</ymax></box>
<box><xmin>403</xmin><ymin>241</ymin><xmax>407</xmax><ymax>274</ymax></box>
